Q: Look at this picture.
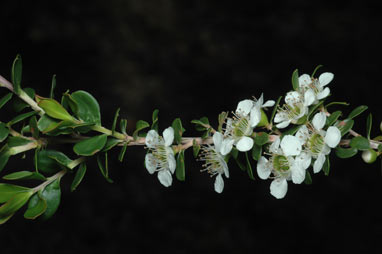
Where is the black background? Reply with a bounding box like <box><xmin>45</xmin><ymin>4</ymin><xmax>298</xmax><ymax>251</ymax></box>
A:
<box><xmin>1</xmin><ymin>1</ymin><xmax>382</xmax><ymax>253</ymax></box>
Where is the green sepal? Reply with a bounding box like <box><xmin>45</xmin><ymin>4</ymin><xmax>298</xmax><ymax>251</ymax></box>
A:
<box><xmin>71</xmin><ymin>163</ymin><xmax>87</xmax><ymax>192</ymax></box>
<box><xmin>0</xmin><ymin>183</ymin><xmax>31</xmax><ymax>203</ymax></box>
<box><xmin>172</xmin><ymin>118</ymin><xmax>185</xmax><ymax>145</ymax></box>
<box><xmin>254</xmin><ymin>132</ymin><xmax>269</xmax><ymax>146</ymax></box>
<box><xmin>366</xmin><ymin>113</ymin><xmax>372</xmax><ymax>140</ymax></box>
<box><xmin>112</xmin><ymin>108</ymin><xmax>120</xmax><ymax>135</ymax></box>
<box><xmin>97</xmin><ymin>153</ymin><xmax>113</xmax><ymax>183</ymax></box>
<box><xmin>335</xmin><ymin>147</ymin><xmax>358</xmax><ymax>159</ymax></box>
<box><xmin>24</xmin><ymin>192</ymin><xmax>47</xmax><ymax>220</ymax></box>
<box><xmin>73</xmin><ymin>134</ymin><xmax>108</xmax><ymax>156</ymax></box>
<box><xmin>251</xmin><ymin>143</ymin><xmax>262</xmax><ymax>161</ymax></box>
<box><xmin>0</xmin><ymin>93</ymin><xmax>13</xmax><ymax>109</ymax></box>
<box><xmin>257</xmin><ymin>109</ymin><xmax>270</xmax><ymax>127</ymax></box>
<box><xmin>304</xmin><ymin>171</ymin><xmax>312</xmax><ymax>185</ymax></box>
<box><xmin>0</xmin><ymin>191</ymin><xmax>33</xmax><ymax>221</ymax></box>
<box><xmin>3</xmin><ymin>171</ymin><xmax>46</xmax><ymax>181</ymax></box>
<box><xmin>133</xmin><ymin>120</ymin><xmax>150</xmax><ymax>140</ymax></box>
<box><xmin>40</xmin><ymin>178</ymin><xmax>61</xmax><ymax>220</ymax></box>
<box><xmin>0</xmin><ymin>123</ymin><xmax>10</xmax><ymax>142</ymax></box>
<box><xmin>192</xmin><ymin>139</ymin><xmax>200</xmax><ymax>158</ymax></box>
<box><xmin>323</xmin><ymin>156</ymin><xmax>330</xmax><ymax>176</ymax></box>
<box><xmin>11</xmin><ymin>54</ymin><xmax>22</xmax><ymax>95</ymax></box>
<box><xmin>38</xmin><ymin>97</ymin><xmax>76</xmax><ymax>122</ymax></box>
<box><xmin>175</xmin><ymin>150</ymin><xmax>185</xmax><ymax>181</ymax></box>
<box><xmin>245</xmin><ymin>152</ymin><xmax>255</xmax><ymax>180</ymax></box>
<box><xmin>118</xmin><ymin>144</ymin><xmax>128</xmax><ymax>162</ymax></box>
<box><xmin>7</xmin><ymin>111</ymin><xmax>38</xmax><ymax>126</ymax></box>
<box><xmin>50</xmin><ymin>74</ymin><xmax>56</xmax><ymax>99</ymax></box>
<box><xmin>350</xmin><ymin>136</ymin><xmax>370</xmax><ymax>151</ymax></box>
<box><xmin>68</xmin><ymin>90</ymin><xmax>101</xmax><ymax>125</ymax></box>
<box><xmin>347</xmin><ymin>105</ymin><xmax>368</xmax><ymax>120</ymax></box>
<box><xmin>326</xmin><ymin>111</ymin><xmax>342</xmax><ymax>127</ymax></box>
<box><xmin>151</xmin><ymin>109</ymin><xmax>159</xmax><ymax>132</ymax></box>
<box><xmin>291</xmin><ymin>69</ymin><xmax>299</xmax><ymax>91</ymax></box>
<box><xmin>218</xmin><ymin>112</ymin><xmax>228</xmax><ymax>132</ymax></box>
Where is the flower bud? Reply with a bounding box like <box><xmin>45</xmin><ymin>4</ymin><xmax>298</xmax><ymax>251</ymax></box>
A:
<box><xmin>361</xmin><ymin>149</ymin><xmax>377</xmax><ymax>164</ymax></box>
<box><xmin>257</xmin><ymin>109</ymin><xmax>269</xmax><ymax>127</ymax></box>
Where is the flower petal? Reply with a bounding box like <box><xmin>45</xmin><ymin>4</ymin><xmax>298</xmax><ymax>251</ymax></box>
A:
<box><xmin>274</xmin><ymin>112</ymin><xmax>287</xmax><ymax>123</ymax></box>
<box><xmin>270</xmin><ymin>178</ymin><xmax>288</xmax><ymax>199</ymax></box>
<box><xmin>295</xmin><ymin>125</ymin><xmax>309</xmax><ymax>145</ymax></box>
<box><xmin>285</xmin><ymin>91</ymin><xmax>301</xmax><ymax>106</ymax></box>
<box><xmin>257</xmin><ymin>156</ymin><xmax>271</xmax><ymax>180</ymax></box>
<box><xmin>312</xmin><ymin>112</ymin><xmax>326</xmax><ymax>131</ymax></box>
<box><xmin>166</xmin><ymin>150</ymin><xmax>176</xmax><ymax>174</ymax></box>
<box><xmin>145</xmin><ymin>153</ymin><xmax>157</xmax><ymax>174</ymax></box>
<box><xmin>317</xmin><ymin>87</ymin><xmax>330</xmax><ymax>100</ymax></box>
<box><xmin>304</xmin><ymin>89</ymin><xmax>315</xmax><ymax>106</ymax></box>
<box><xmin>236</xmin><ymin>99</ymin><xmax>253</xmax><ymax>116</ymax></box>
<box><xmin>163</xmin><ymin>127</ymin><xmax>174</xmax><ymax>147</ymax></box>
<box><xmin>276</xmin><ymin>120</ymin><xmax>290</xmax><ymax>129</ymax></box>
<box><xmin>214</xmin><ymin>174</ymin><xmax>224</xmax><ymax>193</ymax></box>
<box><xmin>250</xmin><ymin>106</ymin><xmax>261</xmax><ymax>127</ymax></box>
<box><xmin>213</xmin><ymin>132</ymin><xmax>224</xmax><ymax>152</ymax></box>
<box><xmin>221</xmin><ymin>138</ymin><xmax>234</xmax><ymax>156</ymax></box>
<box><xmin>295</xmin><ymin>152</ymin><xmax>312</xmax><ymax>170</ymax></box>
<box><xmin>269</xmin><ymin>137</ymin><xmax>280</xmax><ymax>153</ymax></box>
<box><xmin>256</xmin><ymin>93</ymin><xmax>264</xmax><ymax>107</ymax></box>
<box><xmin>157</xmin><ymin>170</ymin><xmax>172</xmax><ymax>187</ymax></box>
<box><xmin>262</xmin><ymin>100</ymin><xmax>275</xmax><ymax>108</ymax></box>
<box><xmin>313</xmin><ymin>153</ymin><xmax>326</xmax><ymax>173</ymax></box>
<box><xmin>299</xmin><ymin>74</ymin><xmax>312</xmax><ymax>87</ymax></box>
<box><xmin>222</xmin><ymin>160</ymin><xmax>230</xmax><ymax>178</ymax></box>
<box><xmin>324</xmin><ymin>126</ymin><xmax>341</xmax><ymax>148</ymax></box>
<box><xmin>280</xmin><ymin>135</ymin><xmax>302</xmax><ymax>156</ymax></box>
<box><xmin>236</xmin><ymin>136</ymin><xmax>254</xmax><ymax>152</ymax></box>
<box><xmin>146</xmin><ymin>130</ymin><xmax>160</xmax><ymax>148</ymax></box>
<box><xmin>290</xmin><ymin>163</ymin><xmax>306</xmax><ymax>184</ymax></box>
<box><xmin>319</xmin><ymin>72</ymin><xmax>334</xmax><ymax>87</ymax></box>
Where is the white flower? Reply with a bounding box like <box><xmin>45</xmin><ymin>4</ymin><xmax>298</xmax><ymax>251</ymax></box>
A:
<box><xmin>256</xmin><ymin>135</ymin><xmax>310</xmax><ymax>199</ymax></box>
<box><xmin>295</xmin><ymin>112</ymin><xmax>341</xmax><ymax>173</ymax></box>
<box><xmin>145</xmin><ymin>127</ymin><xmax>176</xmax><ymax>187</ymax></box>
<box><xmin>199</xmin><ymin>132</ymin><xmax>229</xmax><ymax>193</ymax></box>
<box><xmin>274</xmin><ymin>91</ymin><xmax>313</xmax><ymax>129</ymax></box>
<box><xmin>299</xmin><ymin>72</ymin><xmax>334</xmax><ymax>103</ymax></box>
<box><xmin>221</xmin><ymin>94</ymin><xmax>274</xmax><ymax>154</ymax></box>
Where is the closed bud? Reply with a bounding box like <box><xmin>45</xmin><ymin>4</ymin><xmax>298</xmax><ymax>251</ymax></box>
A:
<box><xmin>257</xmin><ymin>109</ymin><xmax>269</xmax><ymax>127</ymax></box>
<box><xmin>361</xmin><ymin>149</ymin><xmax>377</xmax><ymax>164</ymax></box>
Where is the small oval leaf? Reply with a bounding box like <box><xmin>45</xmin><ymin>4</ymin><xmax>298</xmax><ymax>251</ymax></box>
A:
<box><xmin>73</xmin><ymin>134</ymin><xmax>108</xmax><ymax>156</ymax></box>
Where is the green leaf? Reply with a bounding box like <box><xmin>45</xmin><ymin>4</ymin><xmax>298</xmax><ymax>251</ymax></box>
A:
<box><xmin>270</xmin><ymin>96</ymin><xmax>282</xmax><ymax>123</ymax></box>
<box><xmin>245</xmin><ymin>152</ymin><xmax>255</xmax><ymax>180</ymax></box>
<box><xmin>7</xmin><ymin>111</ymin><xmax>38</xmax><ymax>126</ymax></box>
<box><xmin>304</xmin><ymin>171</ymin><xmax>312</xmax><ymax>185</ymax></box>
<box><xmin>325</xmin><ymin>101</ymin><xmax>349</xmax><ymax>108</ymax></box>
<box><xmin>335</xmin><ymin>147</ymin><xmax>358</xmax><ymax>159</ymax></box>
<box><xmin>0</xmin><ymin>191</ymin><xmax>33</xmax><ymax>219</ymax></box>
<box><xmin>336</xmin><ymin>119</ymin><xmax>354</xmax><ymax>136</ymax></box>
<box><xmin>38</xmin><ymin>98</ymin><xmax>75</xmax><ymax>122</ymax></box>
<box><xmin>0</xmin><ymin>183</ymin><xmax>31</xmax><ymax>203</ymax></box>
<box><xmin>218</xmin><ymin>112</ymin><xmax>228</xmax><ymax>132</ymax></box>
<box><xmin>176</xmin><ymin>150</ymin><xmax>185</xmax><ymax>181</ymax></box>
<box><xmin>307</xmin><ymin>101</ymin><xmax>324</xmax><ymax>120</ymax></box>
<box><xmin>0</xmin><ymin>213</ymin><xmax>14</xmax><ymax>224</ymax></box>
<box><xmin>7</xmin><ymin>136</ymin><xmax>32</xmax><ymax>147</ymax></box>
<box><xmin>24</xmin><ymin>193</ymin><xmax>47</xmax><ymax>219</ymax></box>
<box><xmin>73</xmin><ymin>134</ymin><xmax>108</xmax><ymax>156</ymax></box>
<box><xmin>133</xmin><ymin>120</ymin><xmax>150</xmax><ymax>140</ymax></box>
<box><xmin>192</xmin><ymin>139</ymin><xmax>200</xmax><ymax>158</ymax></box>
<box><xmin>71</xmin><ymin>163</ymin><xmax>87</xmax><ymax>192</ymax></box>
<box><xmin>254</xmin><ymin>132</ymin><xmax>269</xmax><ymax>146</ymax></box>
<box><xmin>29</xmin><ymin>116</ymin><xmax>39</xmax><ymax>139</ymax></box>
<box><xmin>69</xmin><ymin>90</ymin><xmax>101</xmax><ymax>125</ymax></box>
<box><xmin>151</xmin><ymin>109</ymin><xmax>159</xmax><ymax>132</ymax></box>
<box><xmin>323</xmin><ymin>156</ymin><xmax>330</xmax><ymax>176</ymax></box>
<box><xmin>251</xmin><ymin>144</ymin><xmax>262</xmax><ymax>161</ymax></box>
<box><xmin>97</xmin><ymin>153</ymin><xmax>113</xmax><ymax>183</ymax></box>
<box><xmin>118</xmin><ymin>144</ymin><xmax>128</xmax><ymax>162</ymax></box>
<box><xmin>172</xmin><ymin>118</ymin><xmax>184</xmax><ymax>144</ymax></box>
<box><xmin>311</xmin><ymin>65</ymin><xmax>323</xmax><ymax>78</ymax></box>
<box><xmin>37</xmin><ymin>114</ymin><xmax>59</xmax><ymax>132</ymax></box>
<box><xmin>40</xmin><ymin>178</ymin><xmax>61</xmax><ymax>220</ymax></box>
<box><xmin>366</xmin><ymin>113</ymin><xmax>372</xmax><ymax>140</ymax></box>
<box><xmin>0</xmin><ymin>123</ymin><xmax>10</xmax><ymax>142</ymax></box>
<box><xmin>3</xmin><ymin>171</ymin><xmax>46</xmax><ymax>181</ymax></box>
<box><xmin>12</xmin><ymin>88</ymin><xmax>35</xmax><ymax>112</ymax></box>
<box><xmin>36</xmin><ymin>150</ymin><xmax>72</xmax><ymax>175</ymax></box>
<box><xmin>112</xmin><ymin>108</ymin><xmax>120</xmax><ymax>135</ymax></box>
<box><xmin>50</xmin><ymin>74</ymin><xmax>56</xmax><ymax>99</ymax></box>
<box><xmin>120</xmin><ymin>119</ymin><xmax>127</xmax><ymax>135</ymax></box>
<box><xmin>350</xmin><ymin>136</ymin><xmax>370</xmax><ymax>151</ymax></box>
<box><xmin>291</xmin><ymin>69</ymin><xmax>299</xmax><ymax>91</ymax></box>
<box><xmin>102</xmin><ymin>137</ymin><xmax>122</xmax><ymax>152</ymax></box>
<box><xmin>191</xmin><ymin>117</ymin><xmax>210</xmax><ymax>131</ymax></box>
<box><xmin>326</xmin><ymin>111</ymin><xmax>342</xmax><ymax>127</ymax></box>
<box><xmin>0</xmin><ymin>93</ymin><xmax>13</xmax><ymax>109</ymax></box>
<box><xmin>11</xmin><ymin>54</ymin><xmax>22</xmax><ymax>95</ymax></box>
<box><xmin>347</xmin><ymin>105</ymin><xmax>368</xmax><ymax>120</ymax></box>
<box><xmin>0</xmin><ymin>150</ymin><xmax>11</xmax><ymax>173</ymax></box>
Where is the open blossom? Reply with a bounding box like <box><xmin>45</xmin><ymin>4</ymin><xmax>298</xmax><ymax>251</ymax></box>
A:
<box><xmin>145</xmin><ymin>127</ymin><xmax>176</xmax><ymax>187</ymax></box>
<box><xmin>199</xmin><ymin>132</ymin><xmax>229</xmax><ymax>193</ymax></box>
<box><xmin>221</xmin><ymin>94</ymin><xmax>274</xmax><ymax>155</ymax></box>
<box><xmin>295</xmin><ymin>112</ymin><xmax>341</xmax><ymax>173</ymax></box>
<box><xmin>274</xmin><ymin>91</ymin><xmax>313</xmax><ymax>129</ymax></box>
<box><xmin>299</xmin><ymin>72</ymin><xmax>334</xmax><ymax>104</ymax></box>
<box><xmin>257</xmin><ymin>135</ymin><xmax>310</xmax><ymax>199</ymax></box>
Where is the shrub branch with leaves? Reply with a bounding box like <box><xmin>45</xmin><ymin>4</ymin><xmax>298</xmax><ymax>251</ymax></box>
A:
<box><xmin>0</xmin><ymin>55</ymin><xmax>380</xmax><ymax>224</ymax></box>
